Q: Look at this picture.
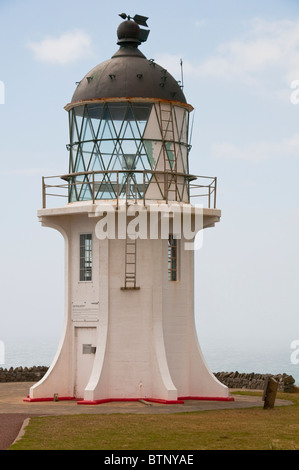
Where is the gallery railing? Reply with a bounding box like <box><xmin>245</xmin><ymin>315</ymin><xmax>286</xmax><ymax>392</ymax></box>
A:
<box><xmin>41</xmin><ymin>170</ymin><xmax>217</xmax><ymax>209</ymax></box>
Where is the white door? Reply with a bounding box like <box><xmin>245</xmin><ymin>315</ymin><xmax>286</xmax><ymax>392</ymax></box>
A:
<box><xmin>74</xmin><ymin>327</ymin><xmax>97</xmax><ymax>398</ymax></box>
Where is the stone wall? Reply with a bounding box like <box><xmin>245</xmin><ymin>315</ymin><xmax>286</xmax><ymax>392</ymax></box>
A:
<box><xmin>215</xmin><ymin>371</ymin><xmax>296</xmax><ymax>393</ymax></box>
<box><xmin>0</xmin><ymin>366</ymin><xmax>48</xmax><ymax>383</ymax></box>
<box><xmin>0</xmin><ymin>367</ymin><xmax>297</xmax><ymax>393</ymax></box>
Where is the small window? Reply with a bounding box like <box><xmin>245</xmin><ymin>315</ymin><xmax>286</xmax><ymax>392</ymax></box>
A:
<box><xmin>168</xmin><ymin>235</ymin><xmax>178</xmax><ymax>281</ymax></box>
<box><xmin>80</xmin><ymin>234</ymin><xmax>92</xmax><ymax>281</ymax></box>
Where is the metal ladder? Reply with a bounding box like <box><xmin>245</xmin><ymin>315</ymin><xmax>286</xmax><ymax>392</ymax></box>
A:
<box><xmin>159</xmin><ymin>103</ymin><xmax>177</xmax><ymax>201</ymax></box>
<box><xmin>123</xmin><ymin>234</ymin><xmax>138</xmax><ymax>289</ymax></box>
<box><xmin>122</xmin><ymin>176</ymin><xmax>140</xmax><ymax>290</ymax></box>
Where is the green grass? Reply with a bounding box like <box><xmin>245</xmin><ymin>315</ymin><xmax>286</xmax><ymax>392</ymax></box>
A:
<box><xmin>9</xmin><ymin>392</ymin><xmax>299</xmax><ymax>451</ymax></box>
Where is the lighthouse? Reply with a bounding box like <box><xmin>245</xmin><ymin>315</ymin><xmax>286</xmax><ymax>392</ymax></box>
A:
<box><xmin>27</xmin><ymin>15</ymin><xmax>231</xmax><ymax>403</ymax></box>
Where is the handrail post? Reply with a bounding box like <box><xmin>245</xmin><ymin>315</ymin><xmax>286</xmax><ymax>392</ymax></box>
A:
<box><xmin>165</xmin><ymin>171</ymin><xmax>168</xmax><ymax>204</ymax></box>
<box><xmin>116</xmin><ymin>171</ymin><xmax>119</xmax><ymax>210</ymax></box>
<box><xmin>92</xmin><ymin>172</ymin><xmax>95</xmax><ymax>204</ymax></box>
<box><xmin>143</xmin><ymin>171</ymin><xmax>145</xmax><ymax>207</ymax></box>
<box><xmin>214</xmin><ymin>177</ymin><xmax>217</xmax><ymax>209</ymax></box>
<box><xmin>42</xmin><ymin>176</ymin><xmax>46</xmax><ymax>209</ymax></box>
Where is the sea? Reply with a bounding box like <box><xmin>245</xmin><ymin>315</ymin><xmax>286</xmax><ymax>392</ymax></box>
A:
<box><xmin>0</xmin><ymin>338</ymin><xmax>299</xmax><ymax>386</ymax></box>
<box><xmin>1</xmin><ymin>335</ymin><xmax>299</xmax><ymax>385</ymax></box>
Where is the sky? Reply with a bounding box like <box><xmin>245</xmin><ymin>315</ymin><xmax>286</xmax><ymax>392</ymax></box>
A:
<box><xmin>0</xmin><ymin>0</ymin><xmax>298</xmax><ymax>373</ymax></box>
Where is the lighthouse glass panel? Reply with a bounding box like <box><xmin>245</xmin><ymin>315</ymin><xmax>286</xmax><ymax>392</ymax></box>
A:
<box><xmin>68</xmin><ymin>102</ymin><xmax>190</xmax><ymax>203</ymax></box>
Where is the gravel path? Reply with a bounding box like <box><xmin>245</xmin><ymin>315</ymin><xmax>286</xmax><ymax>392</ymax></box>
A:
<box><xmin>0</xmin><ymin>414</ymin><xmax>35</xmax><ymax>450</ymax></box>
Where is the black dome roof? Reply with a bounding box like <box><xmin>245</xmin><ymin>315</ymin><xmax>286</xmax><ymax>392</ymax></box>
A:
<box><xmin>70</xmin><ymin>20</ymin><xmax>187</xmax><ymax>105</ymax></box>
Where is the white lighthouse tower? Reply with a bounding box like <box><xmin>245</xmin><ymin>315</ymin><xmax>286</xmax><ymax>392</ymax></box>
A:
<box><xmin>27</xmin><ymin>15</ymin><xmax>231</xmax><ymax>404</ymax></box>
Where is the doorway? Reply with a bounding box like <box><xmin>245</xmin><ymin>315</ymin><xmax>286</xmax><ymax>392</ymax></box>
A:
<box><xmin>74</xmin><ymin>326</ymin><xmax>97</xmax><ymax>398</ymax></box>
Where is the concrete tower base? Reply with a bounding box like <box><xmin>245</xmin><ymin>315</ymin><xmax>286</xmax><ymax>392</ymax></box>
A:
<box><xmin>26</xmin><ymin>202</ymin><xmax>231</xmax><ymax>404</ymax></box>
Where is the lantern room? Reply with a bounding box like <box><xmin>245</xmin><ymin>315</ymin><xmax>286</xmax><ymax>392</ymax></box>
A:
<box><xmin>64</xmin><ymin>16</ymin><xmax>193</xmax><ymax>204</ymax></box>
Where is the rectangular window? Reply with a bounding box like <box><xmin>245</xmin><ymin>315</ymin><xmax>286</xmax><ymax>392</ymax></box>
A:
<box><xmin>168</xmin><ymin>235</ymin><xmax>178</xmax><ymax>281</ymax></box>
<box><xmin>80</xmin><ymin>234</ymin><xmax>92</xmax><ymax>281</ymax></box>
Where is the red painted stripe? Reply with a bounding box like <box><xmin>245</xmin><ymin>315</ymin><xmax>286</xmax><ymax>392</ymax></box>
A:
<box><xmin>178</xmin><ymin>396</ymin><xmax>235</xmax><ymax>402</ymax></box>
<box><xmin>23</xmin><ymin>395</ymin><xmax>234</xmax><ymax>404</ymax></box>
<box><xmin>77</xmin><ymin>397</ymin><xmax>184</xmax><ymax>405</ymax></box>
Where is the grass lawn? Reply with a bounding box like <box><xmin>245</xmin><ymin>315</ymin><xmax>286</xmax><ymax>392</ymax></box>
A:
<box><xmin>9</xmin><ymin>392</ymin><xmax>299</xmax><ymax>451</ymax></box>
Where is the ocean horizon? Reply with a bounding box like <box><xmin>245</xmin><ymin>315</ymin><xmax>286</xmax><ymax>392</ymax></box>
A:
<box><xmin>1</xmin><ymin>335</ymin><xmax>298</xmax><ymax>386</ymax></box>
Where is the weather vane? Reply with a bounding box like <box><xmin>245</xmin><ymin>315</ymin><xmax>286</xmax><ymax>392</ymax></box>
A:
<box><xmin>119</xmin><ymin>13</ymin><xmax>149</xmax><ymax>27</ymax></box>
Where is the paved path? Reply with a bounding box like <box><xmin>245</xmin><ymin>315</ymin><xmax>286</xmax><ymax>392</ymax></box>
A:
<box><xmin>0</xmin><ymin>382</ymin><xmax>293</xmax><ymax>450</ymax></box>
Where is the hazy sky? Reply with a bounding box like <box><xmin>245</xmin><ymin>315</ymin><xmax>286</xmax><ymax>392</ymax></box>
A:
<box><xmin>0</xmin><ymin>0</ymin><xmax>298</xmax><ymax>369</ymax></box>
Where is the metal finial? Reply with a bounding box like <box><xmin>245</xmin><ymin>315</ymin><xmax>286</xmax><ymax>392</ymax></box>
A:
<box><xmin>117</xmin><ymin>13</ymin><xmax>150</xmax><ymax>45</ymax></box>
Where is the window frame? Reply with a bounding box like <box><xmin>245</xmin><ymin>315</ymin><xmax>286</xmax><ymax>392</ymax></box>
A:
<box><xmin>168</xmin><ymin>234</ymin><xmax>179</xmax><ymax>282</ymax></box>
<box><xmin>79</xmin><ymin>233</ymin><xmax>93</xmax><ymax>282</ymax></box>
